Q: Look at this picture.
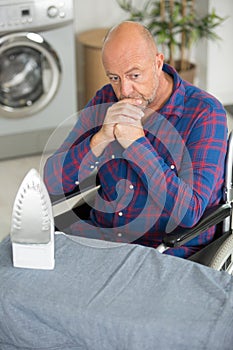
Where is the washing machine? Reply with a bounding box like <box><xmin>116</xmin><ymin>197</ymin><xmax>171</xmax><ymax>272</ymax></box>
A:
<box><xmin>0</xmin><ymin>0</ymin><xmax>77</xmax><ymax>159</ymax></box>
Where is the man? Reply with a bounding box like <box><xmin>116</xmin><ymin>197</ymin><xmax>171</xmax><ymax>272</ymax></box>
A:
<box><xmin>44</xmin><ymin>21</ymin><xmax>227</xmax><ymax>258</ymax></box>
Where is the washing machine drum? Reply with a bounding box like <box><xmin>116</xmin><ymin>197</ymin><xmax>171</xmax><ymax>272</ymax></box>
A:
<box><xmin>0</xmin><ymin>47</ymin><xmax>43</xmax><ymax>108</ymax></box>
<box><xmin>0</xmin><ymin>33</ymin><xmax>61</xmax><ymax>118</ymax></box>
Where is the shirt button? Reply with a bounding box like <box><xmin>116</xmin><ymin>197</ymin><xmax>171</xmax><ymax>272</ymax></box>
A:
<box><xmin>118</xmin><ymin>211</ymin><xmax>123</xmax><ymax>216</ymax></box>
<box><xmin>170</xmin><ymin>164</ymin><xmax>175</xmax><ymax>170</ymax></box>
<box><xmin>129</xmin><ymin>184</ymin><xmax>134</xmax><ymax>190</ymax></box>
<box><xmin>90</xmin><ymin>165</ymin><xmax>95</xmax><ymax>169</ymax></box>
<box><xmin>75</xmin><ymin>181</ymin><xmax>79</xmax><ymax>185</ymax></box>
<box><xmin>95</xmin><ymin>161</ymin><xmax>99</xmax><ymax>165</ymax></box>
<box><xmin>117</xmin><ymin>233</ymin><xmax>122</xmax><ymax>237</ymax></box>
<box><xmin>111</xmin><ymin>154</ymin><xmax>115</xmax><ymax>159</ymax></box>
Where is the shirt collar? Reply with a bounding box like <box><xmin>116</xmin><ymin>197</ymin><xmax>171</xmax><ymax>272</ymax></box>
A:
<box><xmin>159</xmin><ymin>63</ymin><xmax>186</xmax><ymax>119</ymax></box>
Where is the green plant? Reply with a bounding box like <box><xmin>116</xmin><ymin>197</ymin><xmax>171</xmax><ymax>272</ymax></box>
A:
<box><xmin>117</xmin><ymin>0</ymin><xmax>226</xmax><ymax>71</ymax></box>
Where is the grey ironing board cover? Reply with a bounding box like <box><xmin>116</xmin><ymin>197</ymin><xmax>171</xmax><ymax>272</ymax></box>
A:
<box><xmin>0</xmin><ymin>232</ymin><xmax>233</xmax><ymax>350</ymax></box>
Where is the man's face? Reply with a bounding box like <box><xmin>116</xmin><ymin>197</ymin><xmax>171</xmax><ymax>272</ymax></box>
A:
<box><xmin>102</xmin><ymin>43</ymin><xmax>162</xmax><ymax>109</ymax></box>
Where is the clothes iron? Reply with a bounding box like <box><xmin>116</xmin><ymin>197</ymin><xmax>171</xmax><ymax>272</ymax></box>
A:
<box><xmin>10</xmin><ymin>168</ymin><xmax>55</xmax><ymax>269</ymax></box>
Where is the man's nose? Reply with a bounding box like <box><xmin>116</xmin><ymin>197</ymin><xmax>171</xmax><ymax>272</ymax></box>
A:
<box><xmin>120</xmin><ymin>78</ymin><xmax>133</xmax><ymax>98</ymax></box>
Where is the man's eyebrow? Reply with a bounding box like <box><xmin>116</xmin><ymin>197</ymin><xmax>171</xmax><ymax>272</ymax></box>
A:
<box><xmin>125</xmin><ymin>67</ymin><xmax>141</xmax><ymax>74</ymax></box>
<box><xmin>106</xmin><ymin>67</ymin><xmax>142</xmax><ymax>76</ymax></box>
<box><xmin>106</xmin><ymin>72</ymin><xmax>118</xmax><ymax>76</ymax></box>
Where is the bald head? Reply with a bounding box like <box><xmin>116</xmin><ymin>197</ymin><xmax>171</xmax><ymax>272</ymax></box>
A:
<box><xmin>102</xmin><ymin>21</ymin><xmax>158</xmax><ymax>58</ymax></box>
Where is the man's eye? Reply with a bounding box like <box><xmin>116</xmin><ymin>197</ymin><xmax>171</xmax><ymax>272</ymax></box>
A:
<box><xmin>109</xmin><ymin>76</ymin><xmax>119</xmax><ymax>83</ymax></box>
<box><xmin>131</xmin><ymin>74</ymin><xmax>140</xmax><ymax>80</ymax></box>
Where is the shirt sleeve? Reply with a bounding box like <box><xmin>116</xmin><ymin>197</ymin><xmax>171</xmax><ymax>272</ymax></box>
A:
<box><xmin>43</xmin><ymin>109</ymin><xmax>101</xmax><ymax>195</ymax></box>
<box><xmin>43</xmin><ymin>85</ymin><xmax>116</xmax><ymax>195</ymax></box>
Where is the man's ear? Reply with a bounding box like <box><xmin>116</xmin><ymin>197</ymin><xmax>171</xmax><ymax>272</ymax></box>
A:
<box><xmin>156</xmin><ymin>53</ymin><xmax>164</xmax><ymax>71</ymax></box>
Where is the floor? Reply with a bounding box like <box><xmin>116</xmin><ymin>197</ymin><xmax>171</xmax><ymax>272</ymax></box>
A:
<box><xmin>1</xmin><ymin>111</ymin><xmax>233</xmax><ymax>243</ymax></box>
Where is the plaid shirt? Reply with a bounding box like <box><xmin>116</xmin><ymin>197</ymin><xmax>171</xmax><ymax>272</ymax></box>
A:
<box><xmin>44</xmin><ymin>64</ymin><xmax>227</xmax><ymax>258</ymax></box>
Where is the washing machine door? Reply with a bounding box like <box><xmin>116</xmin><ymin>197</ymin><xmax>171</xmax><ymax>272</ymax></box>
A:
<box><xmin>0</xmin><ymin>32</ymin><xmax>61</xmax><ymax>118</ymax></box>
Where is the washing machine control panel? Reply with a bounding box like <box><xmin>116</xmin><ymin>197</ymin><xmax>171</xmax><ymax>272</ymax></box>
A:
<box><xmin>0</xmin><ymin>0</ymin><xmax>74</xmax><ymax>32</ymax></box>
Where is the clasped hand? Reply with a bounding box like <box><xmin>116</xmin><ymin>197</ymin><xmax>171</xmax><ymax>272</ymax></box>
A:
<box><xmin>90</xmin><ymin>99</ymin><xmax>145</xmax><ymax>157</ymax></box>
<box><xmin>103</xmin><ymin>98</ymin><xmax>145</xmax><ymax>148</ymax></box>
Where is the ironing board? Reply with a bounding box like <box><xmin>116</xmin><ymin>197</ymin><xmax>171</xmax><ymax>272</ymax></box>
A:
<box><xmin>0</xmin><ymin>232</ymin><xmax>233</xmax><ymax>350</ymax></box>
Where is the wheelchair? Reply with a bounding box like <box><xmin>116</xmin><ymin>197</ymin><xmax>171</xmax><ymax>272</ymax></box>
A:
<box><xmin>53</xmin><ymin>131</ymin><xmax>233</xmax><ymax>275</ymax></box>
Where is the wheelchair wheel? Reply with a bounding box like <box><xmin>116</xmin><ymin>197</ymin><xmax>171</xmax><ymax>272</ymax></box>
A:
<box><xmin>209</xmin><ymin>234</ymin><xmax>233</xmax><ymax>274</ymax></box>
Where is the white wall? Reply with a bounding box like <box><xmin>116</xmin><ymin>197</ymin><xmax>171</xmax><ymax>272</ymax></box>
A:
<box><xmin>195</xmin><ymin>0</ymin><xmax>233</xmax><ymax>105</ymax></box>
<box><xmin>207</xmin><ymin>0</ymin><xmax>233</xmax><ymax>105</ymax></box>
<box><xmin>74</xmin><ymin>0</ymin><xmax>233</xmax><ymax>106</ymax></box>
<box><xmin>74</xmin><ymin>0</ymin><xmax>128</xmax><ymax>33</ymax></box>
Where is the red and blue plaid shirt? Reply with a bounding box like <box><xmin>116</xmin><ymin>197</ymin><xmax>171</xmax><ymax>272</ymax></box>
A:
<box><xmin>44</xmin><ymin>64</ymin><xmax>228</xmax><ymax>258</ymax></box>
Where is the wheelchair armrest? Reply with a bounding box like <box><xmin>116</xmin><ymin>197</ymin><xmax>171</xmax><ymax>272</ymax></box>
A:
<box><xmin>50</xmin><ymin>169</ymin><xmax>99</xmax><ymax>206</ymax></box>
<box><xmin>52</xmin><ymin>171</ymin><xmax>100</xmax><ymax>230</ymax></box>
<box><xmin>162</xmin><ymin>203</ymin><xmax>232</xmax><ymax>248</ymax></box>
